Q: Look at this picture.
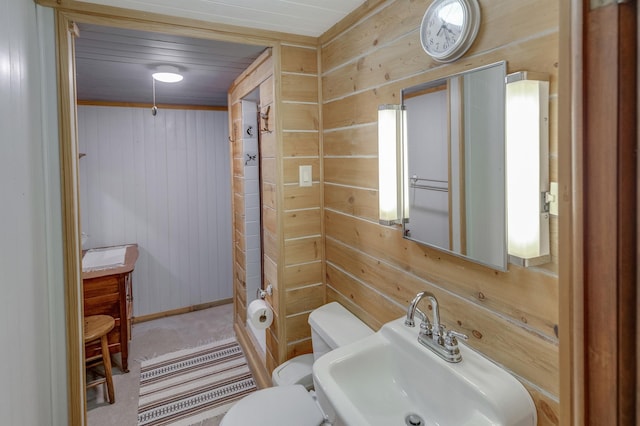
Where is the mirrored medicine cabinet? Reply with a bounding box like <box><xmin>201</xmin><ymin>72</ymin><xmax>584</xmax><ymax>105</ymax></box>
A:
<box><xmin>401</xmin><ymin>61</ymin><xmax>507</xmax><ymax>271</ymax></box>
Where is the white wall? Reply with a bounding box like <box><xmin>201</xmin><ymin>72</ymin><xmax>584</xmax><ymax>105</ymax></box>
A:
<box><xmin>0</xmin><ymin>3</ymin><xmax>68</xmax><ymax>425</ymax></box>
<box><xmin>78</xmin><ymin>106</ymin><xmax>233</xmax><ymax>316</ymax></box>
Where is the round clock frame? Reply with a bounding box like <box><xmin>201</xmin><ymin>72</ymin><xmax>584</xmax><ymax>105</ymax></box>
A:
<box><xmin>419</xmin><ymin>0</ymin><xmax>481</xmax><ymax>63</ymax></box>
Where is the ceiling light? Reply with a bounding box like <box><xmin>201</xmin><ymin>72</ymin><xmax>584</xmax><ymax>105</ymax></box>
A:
<box><xmin>152</xmin><ymin>65</ymin><xmax>183</xmax><ymax>83</ymax></box>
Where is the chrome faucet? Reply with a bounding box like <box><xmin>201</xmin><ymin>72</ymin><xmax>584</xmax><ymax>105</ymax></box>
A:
<box><xmin>404</xmin><ymin>291</ymin><xmax>468</xmax><ymax>363</ymax></box>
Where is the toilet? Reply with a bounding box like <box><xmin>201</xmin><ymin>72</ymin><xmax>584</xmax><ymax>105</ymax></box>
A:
<box><xmin>221</xmin><ymin>302</ymin><xmax>374</xmax><ymax>425</ymax></box>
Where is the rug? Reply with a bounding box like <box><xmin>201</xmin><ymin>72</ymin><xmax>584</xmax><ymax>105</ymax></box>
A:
<box><xmin>137</xmin><ymin>337</ymin><xmax>257</xmax><ymax>426</ymax></box>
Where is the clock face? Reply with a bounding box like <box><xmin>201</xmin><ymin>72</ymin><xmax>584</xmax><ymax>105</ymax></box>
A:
<box><xmin>420</xmin><ymin>0</ymin><xmax>480</xmax><ymax>62</ymax></box>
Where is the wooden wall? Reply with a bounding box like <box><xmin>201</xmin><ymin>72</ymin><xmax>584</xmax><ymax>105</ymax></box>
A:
<box><xmin>226</xmin><ymin>2</ymin><xmax>561</xmax><ymax>422</ymax></box>
<box><xmin>229</xmin><ymin>50</ymin><xmax>288</xmax><ymax>373</ymax></box>
<box><xmin>319</xmin><ymin>0</ymin><xmax>560</xmax><ymax>424</ymax></box>
<box><xmin>77</xmin><ymin>106</ymin><xmax>233</xmax><ymax>316</ymax></box>
<box><xmin>279</xmin><ymin>44</ymin><xmax>324</xmax><ymax>363</ymax></box>
<box><xmin>230</xmin><ymin>44</ymin><xmax>324</xmax><ymax>375</ymax></box>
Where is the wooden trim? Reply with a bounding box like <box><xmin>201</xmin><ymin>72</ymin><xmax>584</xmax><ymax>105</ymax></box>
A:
<box><xmin>234</xmin><ymin>322</ymin><xmax>271</xmax><ymax>389</ymax></box>
<box><xmin>227</xmin><ymin>49</ymin><xmax>273</xmax><ymax>96</ymax></box>
<box><xmin>615</xmin><ymin>3</ymin><xmax>637</xmax><ymax>423</ymax></box>
<box><xmin>563</xmin><ymin>1</ymin><xmax>637</xmax><ymax>424</ymax></box>
<box><xmin>51</xmin><ymin>5</ymin><xmax>283</xmax><ymax>423</ymax></box>
<box><xmin>76</xmin><ymin>100</ymin><xmax>227</xmax><ymax>111</ymax></box>
<box><xmin>583</xmin><ymin>3</ymin><xmax>637</xmax><ymax>423</ymax></box>
<box><xmin>132</xmin><ymin>299</ymin><xmax>233</xmax><ymax>324</ymax></box>
<box><xmin>36</xmin><ymin>0</ymin><xmax>317</xmax><ymax>46</ymax></box>
<box><xmin>273</xmin><ymin>42</ymin><xmax>288</xmax><ymax>365</ymax></box>
<box><xmin>558</xmin><ymin>0</ymin><xmax>583</xmax><ymax>424</ymax></box>
<box><xmin>55</xmin><ymin>11</ymin><xmax>86</xmax><ymax>426</ymax></box>
<box><xmin>317</xmin><ymin>43</ymin><xmax>327</xmax><ymax>310</ymax></box>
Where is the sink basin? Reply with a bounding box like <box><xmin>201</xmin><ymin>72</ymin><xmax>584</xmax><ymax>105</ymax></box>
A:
<box><xmin>312</xmin><ymin>318</ymin><xmax>537</xmax><ymax>426</ymax></box>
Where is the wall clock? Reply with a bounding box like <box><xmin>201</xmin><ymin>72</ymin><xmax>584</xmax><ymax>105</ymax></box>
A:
<box><xmin>419</xmin><ymin>0</ymin><xmax>481</xmax><ymax>63</ymax></box>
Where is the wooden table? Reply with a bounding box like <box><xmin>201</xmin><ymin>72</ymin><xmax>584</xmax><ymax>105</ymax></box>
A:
<box><xmin>82</xmin><ymin>244</ymin><xmax>138</xmax><ymax>372</ymax></box>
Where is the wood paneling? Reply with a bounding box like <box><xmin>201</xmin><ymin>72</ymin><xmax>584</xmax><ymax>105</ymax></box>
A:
<box><xmin>320</xmin><ymin>0</ymin><xmax>560</xmax><ymax>421</ymax></box>
<box><xmin>282</xmin><ymin>74</ymin><xmax>319</xmax><ymax>103</ymax></box>
<box><xmin>286</xmin><ymin>338</ymin><xmax>313</xmax><ymax>359</ymax></box>
<box><xmin>284</xmin><ymin>237</ymin><xmax>322</xmax><ymax>266</ymax></box>
<box><xmin>285</xmin><ymin>283</ymin><xmax>324</xmax><ymax>316</ymax></box>
<box><xmin>283</xmin><ymin>184</ymin><xmax>321</xmax><ymax>210</ymax></box>
<box><xmin>78</xmin><ymin>107</ymin><xmax>232</xmax><ymax>316</ymax></box>
<box><xmin>285</xmin><ymin>312</ymin><xmax>312</xmax><ymax>343</ymax></box>
<box><xmin>324</xmin><ymin>157</ymin><xmax>378</xmax><ymax>188</ymax></box>
<box><xmin>324</xmin><ymin>183</ymin><xmax>378</xmax><ymax>222</ymax></box>
<box><xmin>283</xmin><ymin>209</ymin><xmax>322</xmax><ymax>239</ymax></box>
<box><xmin>281</xmin><ymin>45</ymin><xmax>318</xmax><ymax>74</ymax></box>
<box><xmin>283</xmin><ymin>132</ymin><xmax>320</xmax><ymax>157</ymax></box>
<box><xmin>229</xmin><ymin>48</ymin><xmax>279</xmax><ymax>372</ymax></box>
<box><xmin>281</xmin><ymin>103</ymin><xmax>319</xmax><ymax>130</ymax></box>
<box><xmin>284</xmin><ymin>261</ymin><xmax>323</xmax><ymax>290</ymax></box>
<box><xmin>323</xmin><ymin>124</ymin><xmax>377</xmax><ymax>156</ymax></box>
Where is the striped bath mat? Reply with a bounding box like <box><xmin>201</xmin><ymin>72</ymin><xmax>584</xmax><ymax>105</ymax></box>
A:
<box><xmin>137</xmin><ymin>337</ymin><xmax>257</xmax><ymax>426</ymax></box>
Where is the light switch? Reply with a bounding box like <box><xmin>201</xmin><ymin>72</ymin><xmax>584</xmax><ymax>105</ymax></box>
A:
<box><xmin>299</xmin><ymin>165</ymin><xmax>312</xmax><ymax>187</ymax></box>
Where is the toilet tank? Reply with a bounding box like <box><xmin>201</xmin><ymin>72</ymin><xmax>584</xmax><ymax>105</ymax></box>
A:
<box><xmin>308</xmin><ymin>302</ymin><xmax>374</xmax><ymax>360</ymax></box>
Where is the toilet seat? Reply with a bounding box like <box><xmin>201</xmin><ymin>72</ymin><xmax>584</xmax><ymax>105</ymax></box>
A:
<box><xmin>220</xmin><ymin>384</ymin><xmax>324</xmax><ymax>426</ymax></box>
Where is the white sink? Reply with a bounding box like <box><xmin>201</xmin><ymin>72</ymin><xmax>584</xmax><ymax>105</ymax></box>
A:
<box><xmin>312</xmin><ymin>318</ymin><xmax>537</xmax><ymax>426</ymax></box>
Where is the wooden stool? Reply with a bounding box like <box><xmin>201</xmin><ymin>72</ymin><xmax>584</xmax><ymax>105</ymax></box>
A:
<box><xmin>84</xmin><ymin>315</ymin><xmax>115</xmax><ymax>404</ymax></box>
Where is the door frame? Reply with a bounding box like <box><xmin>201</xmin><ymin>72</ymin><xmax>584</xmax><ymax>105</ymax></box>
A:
<box><xmin>46</xmin><ymin>3</ymin><xmax>302</xmax><ymax>422</ymax></box>
<box><xmin>559</xmin><ymin>0</ymin><xmax>637</xmax><ymax>424</ymax></box>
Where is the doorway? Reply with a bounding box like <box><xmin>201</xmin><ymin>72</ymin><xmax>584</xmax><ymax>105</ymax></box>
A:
<box><xmin>54</xmin><ymin>9</ymin><xmax>272</xmax><ymax>424</ymax></box>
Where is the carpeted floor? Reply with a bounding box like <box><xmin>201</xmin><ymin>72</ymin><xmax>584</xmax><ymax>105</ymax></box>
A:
<box><xmin>88</xmin><ymin>303</ymin><xmax>235</xmax><ymax>426</ymax></box>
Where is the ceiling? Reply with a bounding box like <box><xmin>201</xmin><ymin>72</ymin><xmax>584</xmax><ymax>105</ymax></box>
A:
<box><xmin>75</xmin><ymin>23</ymin><xmax>267</xmax><ymax>106</ymax></box>
<box><xmin>74</xmin><ymin>0</ymin><xmax>366</xmax><ymax>107</ymax></box>
<box><xmin>78</xmin><ymin>0</ymin><xmax>366</xmax><ymax>37</ymax></box>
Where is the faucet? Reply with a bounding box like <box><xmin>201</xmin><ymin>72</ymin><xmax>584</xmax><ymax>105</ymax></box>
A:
<box><xmin>404</xmin><ymin>291</ymin><xmax>468</xmax><ymax>363</ymax></box>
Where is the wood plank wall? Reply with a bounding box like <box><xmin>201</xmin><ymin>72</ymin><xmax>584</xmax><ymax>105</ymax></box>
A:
<box><xmin>229</xmin><ymin>50</ymin><xmax>275</xmax><ymax>356</ymax></box>
<box><xmin>319</xmin><ymin>0</ymin><xmax>560</xmax><ymax>424</ymax></box>
<box><xmin>230</xmin><ymin>44</ymin><xmax>323</xmax><ymax>373</ymax></box>
<box><xmin>280</xmin><ymin>44</ymin><xmax>325</xmax><ymax>364</ymax></box>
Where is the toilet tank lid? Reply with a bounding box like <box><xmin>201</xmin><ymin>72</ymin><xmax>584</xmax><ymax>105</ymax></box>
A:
<box><xmin>308</xmin><ymin>302</ymin><xmax>374</xmax><ymax>349</ymax></box>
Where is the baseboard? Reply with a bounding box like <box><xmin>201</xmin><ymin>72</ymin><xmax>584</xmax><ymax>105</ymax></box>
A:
<box><xmin>235</xmin><ymin>322</ymin><xmax>271</xmax><ymax>389</ymax></box>
<box><xmin>132</xmin><ymin>299</ymin><xmax>233</xmax><ymax>324</ymax></box>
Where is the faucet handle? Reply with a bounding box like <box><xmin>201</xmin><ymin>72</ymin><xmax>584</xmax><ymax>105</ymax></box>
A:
<box><xmin>419</xmin><ymin>319</ymin><xmax>432</xmax><ymax>337</ymax></box>
<box><xmin>444</xmin><ymin>329</ymin><xmax>468</xmax><ymax>346</ymax></box>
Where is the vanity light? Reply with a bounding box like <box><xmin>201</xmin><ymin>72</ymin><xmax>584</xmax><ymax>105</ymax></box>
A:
<box><xmin>378</xmin><ymin>105</ymin><xmax>408</xmax><ymax>225</ymax></box>
<box><xmin>505</xmin><ymin>71</ymin><xmax>551</xmax><ymax>267</ymax></box>
<box><xmin>152</xmin><ymin>65</ymin><xmax>183</xmax><ymax>83</ymax></box>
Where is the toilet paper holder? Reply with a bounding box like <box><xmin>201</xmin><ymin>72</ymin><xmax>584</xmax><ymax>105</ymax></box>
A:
<box><xmin>257</xmin><ymin>284</ymin><xmax>273</xmax><ymax>300</ymax></box>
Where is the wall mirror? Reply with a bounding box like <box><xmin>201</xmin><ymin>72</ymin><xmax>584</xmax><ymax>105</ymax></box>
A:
<box><xmin>402</xmin><ymin>61</ymin><xmax>507</xmax><ymax>270</ymax></box>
